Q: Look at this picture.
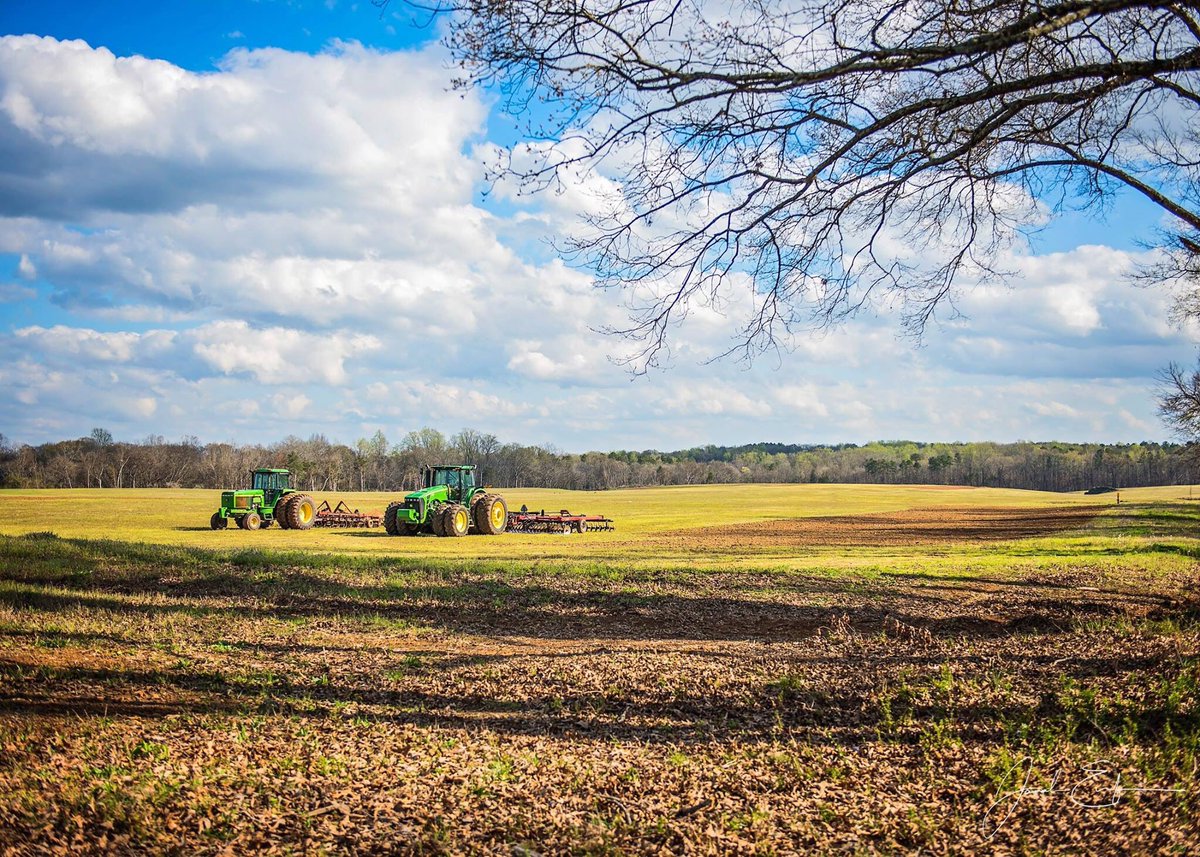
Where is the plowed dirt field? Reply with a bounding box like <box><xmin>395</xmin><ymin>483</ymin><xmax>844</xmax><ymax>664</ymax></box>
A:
<box><xmin>0</xmin><ymin>493</ymin><xmax>1197</xmax><ymax>854</ymax></box>
<box><xmin>654</xmin><ymin>505</ymin><xmax>1101</xmax><ymax>550</ymax></box>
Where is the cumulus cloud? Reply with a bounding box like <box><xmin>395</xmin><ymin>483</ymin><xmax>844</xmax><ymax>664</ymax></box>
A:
<box><xmin>662</xmin><ymin>382</ymin><xmax>773</xmax><ymax>418</ymax></box>
<box><xmin>0</xmin><ymin>35</ymin><xmax>1193</xmax><ymax>448</ymax></box>
<box><xmin>14</xmin><ymin>325</ymin><xmax>176</xmax><ymax>362</ymax></box>
<box><xmin>190</xmin><ymin>321</ymin><xmax>381</xmax><ymax>385</ymax></box>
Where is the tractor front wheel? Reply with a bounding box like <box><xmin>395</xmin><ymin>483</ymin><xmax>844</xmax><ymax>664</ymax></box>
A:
<box><xmin>285</xmin><ymin>495</ymin><xmax>317</xmax><ymax>530</ymax></box>
<box><xmin>442</xmin><ymin>504</ymin><xmax>469</xmax><ymax>537</ymax></box>
<box><xmin>473</xmin><ymin>494</ymin><xmax>508</xmax><ymax>536</ymax></box>
<box><xmin>243</xmin><ymin>511</ymin><xmax>262</xmax><ymax>531</ymax></box>
<box><xmin>210</xmin><ymin>512</ymin><xmax>227</xmax><ymax>530</ymax></box>
<box><xmin>431</xmin><ymin>505</ymin><xmax>448</xmax><ymax>537</ymax></box>
<box><xmin>384</xmin><ymin>502</ymin><xmax>402</xmax><ymax>536</ymax></box>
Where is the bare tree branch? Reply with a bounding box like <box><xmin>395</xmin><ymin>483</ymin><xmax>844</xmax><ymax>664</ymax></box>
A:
<box><xmin>383</xmin><ymin>0</ymin><xmax>1200</xmax><ymax>369</ymax></box>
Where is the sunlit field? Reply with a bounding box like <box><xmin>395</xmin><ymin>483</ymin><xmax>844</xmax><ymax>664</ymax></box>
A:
<box><xmin>0</xmin><ymin>483</ymin><xmax>1186</xmax><ymax>574</ymax></box>
<box><xmin>1</xmin><ymin>485</ymin><xmax>1197</xmax><ymax>852</ymax></box>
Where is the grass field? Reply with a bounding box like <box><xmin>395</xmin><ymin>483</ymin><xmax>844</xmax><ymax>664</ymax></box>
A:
<box><xmin>0</xmin><ymin>485</ymin><xmax>1197</xmax><ymax>853</ymax></box>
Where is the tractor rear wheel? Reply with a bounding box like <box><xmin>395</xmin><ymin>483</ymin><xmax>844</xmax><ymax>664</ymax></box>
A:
<box><xmin>210</xmin><ymin>512</ymin><xmax>227</xmax><ymax>530</ymax></box>
<box><xmin>243</xmin><ymin>511</ymin><xmax>262</xmax><ymax>531</ymax></box>
<box><xmin>275</xmin><ymin>496</ymin><xmax>294</xmax><ymax>529</ymax></box>
<box><xmin>285</xmin><ymin>494</ymin><xmax>317</xmax><ymax>530</ymax></box>
<box><xmin>444</xmin><ymin>504</ymin><xmax>470</xmax><ymax>538</ymax></box>
<box><xmin>473</xmin><ymin>494</ymin><xmax>508</xmax><ymax>535</ymax></box>
<box><xmin>384</xmin><ymin>502</ymin><xmax>402</xmax><ymax>536</ymax></box>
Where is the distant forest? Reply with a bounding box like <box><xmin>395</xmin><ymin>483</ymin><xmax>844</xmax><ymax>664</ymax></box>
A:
<box><xmin>0</xmin><ymin>428</ymin><xmax>1194</xmax><ymax>493</ymax></box>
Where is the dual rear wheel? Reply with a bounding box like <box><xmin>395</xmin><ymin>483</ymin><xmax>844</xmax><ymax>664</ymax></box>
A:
<box><xmin>472</xmin><ymin>494</ymin><xmax>508</xmax><ymax>535</ymax></box>
<box><xmin>278</xmin><ymin>494</ymin><xmax>316</xmax><ymax>530</ymax></box>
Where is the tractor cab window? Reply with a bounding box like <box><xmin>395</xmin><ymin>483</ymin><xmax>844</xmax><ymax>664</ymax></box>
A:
<box><xmin>252</xmin><ymin>471</ymin><xmax>288</xmax><ymax>492</ymax></box>
<box><xmin>427</xmin><ymin>467</ymin><xmax>476</xmax><ymax>499</ymax></box>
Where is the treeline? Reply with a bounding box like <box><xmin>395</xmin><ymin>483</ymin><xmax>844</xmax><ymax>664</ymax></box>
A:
<box><xmin>0</xmin><ymin>429</ymin><xmax>1193</xmax><ymax>493</ymax></box>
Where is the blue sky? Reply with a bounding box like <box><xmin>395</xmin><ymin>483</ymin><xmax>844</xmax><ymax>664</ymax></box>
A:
<box><xmin>0</xmin><ymin>0</ymin><xmax>1194</xmax><ymax>450</ymax></box>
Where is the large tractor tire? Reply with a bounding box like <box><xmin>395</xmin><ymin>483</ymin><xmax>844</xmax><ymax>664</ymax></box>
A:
<box><xmin>398</xmin><ymin>521</ymin><xmax>419</xmax><ymax>536</ymax></box>
<box><xmin>472</xmin><ymin>493</ymin><xmax>508</xmax><ymax>536</ymax></box>
<box><xmin>285</xmin><ymin>494</ymin><xmax>317</xmax><ymax>530</ymax></box>
<box><xmin>443</xmin><ymin>504</ymin><xmax>470</xmax><ymax>538</ymax></box>
<box><xmin>275</xmin><ymin>495</ymin><xmax>295</xmax><ymax>529</ymax></box>
<box><xmin>210</xmin><ymin>512</ymin><xmax>227</xmax><ymax>530</ymax></box>
<box><xmin>384</xmin><ymin>501</ymin><xmax>402</xmax><ymax>536</ymax></box>
<box><xmin>431</xmin><ymin>505</ymin><xmax>448</xmax><ymax>537</ymax></box>
<box><xmin>243</xmin><ymin>511</ymin><xmax>263</xmax><ymax>531</ymax></box>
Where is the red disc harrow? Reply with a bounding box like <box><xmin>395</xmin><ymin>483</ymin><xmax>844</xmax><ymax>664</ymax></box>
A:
<box><xmin>313</xmin><ymin>499</ymin><xmax>383</xmax><ymax>528</ymax></box>
<box><xmin>506</xmin><ymin>509</ymin><xmax>615</xmax><ymax>533</ymax></box>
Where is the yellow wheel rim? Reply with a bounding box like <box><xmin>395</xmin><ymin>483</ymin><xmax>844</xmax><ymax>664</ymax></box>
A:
<box><xmin>299</xmin><ymin>502</ymin><xmax>312</xmax><ymax>524</ymax></box>
<box><xmin>454</xmin><ymin>509</ymin><xmax>468</xmax><ymax>532</ymax></box>
<box><xmin>490</xmin><ymin>503</ymin><xmax>505</xmax><ymax>528</ymax></box>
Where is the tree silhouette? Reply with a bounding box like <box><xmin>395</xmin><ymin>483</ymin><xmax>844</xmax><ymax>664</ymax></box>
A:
<box><xmin>387</xmin><ymin>0</ymin><xmax>1200</xmax><ymax>367</ymax></box>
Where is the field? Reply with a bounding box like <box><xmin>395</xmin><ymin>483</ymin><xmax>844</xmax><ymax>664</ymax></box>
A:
<box><xmin>0</xmin><ymin>484</ymin><xmax>1197</xmax><ymax>854</ymax></box>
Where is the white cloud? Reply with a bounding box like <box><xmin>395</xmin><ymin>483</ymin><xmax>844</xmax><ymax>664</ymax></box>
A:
<box><xmin>773</xmin><ymin>384</ymin><xmax>830</xmax><ymax>417</ymax></box>
<box><xmin>1028</xmin><ymin>400</ymin><xmax>1081</xmax><ymax>419</ymax></box>
<box><xmin>662</xmin><ymin>382</ymin><xmax>773</xmax><ymax>418</ymax></box>
<box><xmin>0</xmin><ymin>35</ymin><xmax>1191</xmax><ymax>449</ymax></box>
<box><xmin>190</xmin><ymin>321</ymin><xmax>381</xmax><ymax>385</ymax></box>
<box><xmin>14</xmin><ymin>325</ymin><xmax>175</xmax><ymax>362</ymax></box>
<box><xmin>270</xmin><ymin>393</ymin><xmax>312</xmax><ymax>419</ymax></box>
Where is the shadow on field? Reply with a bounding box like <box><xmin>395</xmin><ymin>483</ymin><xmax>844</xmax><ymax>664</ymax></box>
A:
<box><xmin>1095</xmin><ymin>502</ymin><xmax>1200</xmax><ymax>538</ymax></box>
<box><xmin>3</xmin><ymin>532</ymin><xmax>1199</xmax><ymax>754</ymax></box>
<box><xmin>0</xmin><ymin>532</ymin><xmax>1191</xmax><ymax>644</ymax></box>
<box><xmin>2</xmin><ymin>567</ymin><xmax>1171</xmax><ymax>643</ymax></box>
<box><xmin>2</xmin><ymin>646</ymin><xmax>1195</xmax><ymax>747</ymax></box>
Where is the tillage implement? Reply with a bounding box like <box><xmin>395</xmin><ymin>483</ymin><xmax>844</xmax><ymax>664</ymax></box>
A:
<box><xmin>383</xmin><ymin>464</ymin><xmax>508</xmax><ymax>538</ymax></box>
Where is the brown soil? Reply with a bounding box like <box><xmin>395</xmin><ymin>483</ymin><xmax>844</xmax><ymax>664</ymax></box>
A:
<box><xmin>654</xmin><ymin>505</ymin><xmax>1101</xmax><ymax>550</ymax></box>
<box><xmin>0</xmin><ymin>520</ymin><xmax>1197</xmax><ymax>855</ymax></box>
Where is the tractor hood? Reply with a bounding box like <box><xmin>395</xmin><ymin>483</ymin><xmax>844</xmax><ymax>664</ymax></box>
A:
<box><xmin>405</xmin><ymin>485</ymin><xmax>446</xmax><ymax>502</ymax></box>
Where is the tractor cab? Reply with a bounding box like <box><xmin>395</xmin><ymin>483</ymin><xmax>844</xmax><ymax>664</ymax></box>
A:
<box><xmin>424</xmin><ymin>465</ymin><xmax>476</xmax><ymax>503</ymax></box>
<box><xmin>251</xmin><ymin>468</ymin><xmax>291</xmax><ymax>507</ymax></box>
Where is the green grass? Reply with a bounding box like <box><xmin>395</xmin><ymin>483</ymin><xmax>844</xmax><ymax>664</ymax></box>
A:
<box><xmin>0</xmin><ymin>483</ymin><xmax>1194</xmax><ymax>579</ymax></box>
<box><xmin>0</xmin><ymin>482</ymin><xmax>1162</xmax><ymax>547</ymax></box>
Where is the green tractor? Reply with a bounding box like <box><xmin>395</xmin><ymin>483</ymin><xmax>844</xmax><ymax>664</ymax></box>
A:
<box><xmin>209</xmin><ymin>468</ymin><xmax>318</xmax><ymax>531</ymax></box>
<box><xmin>384</xmin><ymin>464</ymin><xmax>507</xmax><ymax>538</ymax></box>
